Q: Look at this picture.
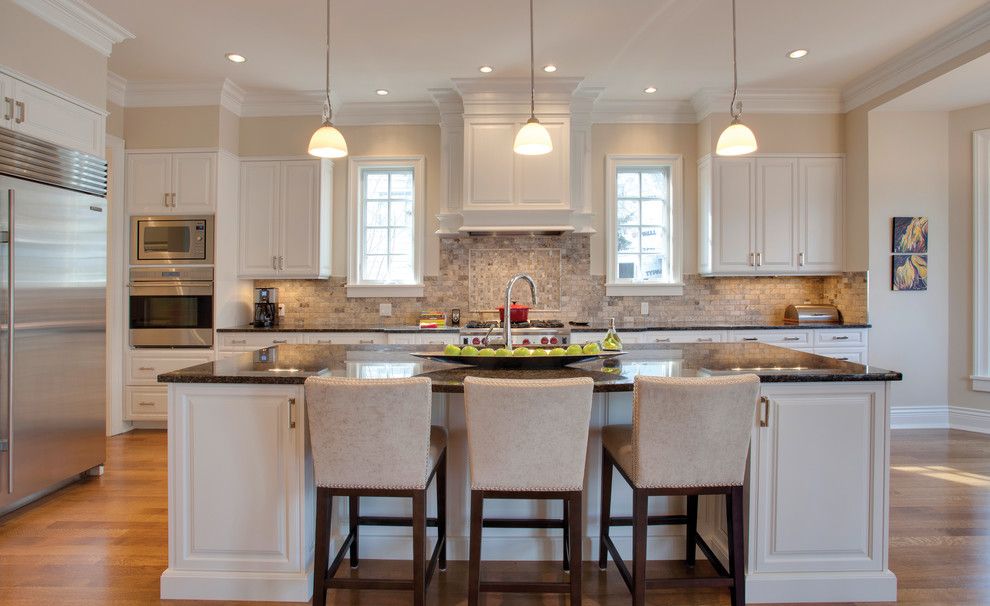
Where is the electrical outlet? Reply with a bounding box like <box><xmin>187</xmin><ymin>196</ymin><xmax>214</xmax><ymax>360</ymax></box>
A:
<box><xmin>641</xmin><ymin>302</ymin><xmax>649</xmax><ymax>316</ymax></box>
<box><xmin>277</xmin><ymin>303</ymin><xmax>286</xmax><ymax>317</ymax></box>
<box><xmin>379</xmin><ymin>303</ymin><xmax>392</xmax><ymax>317</ymax></box>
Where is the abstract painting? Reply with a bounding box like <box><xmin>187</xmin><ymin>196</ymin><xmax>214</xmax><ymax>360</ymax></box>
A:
<box><xmin>892</xmin><ymin>216</ymin><xmax>928</xmax><ymax>253</ymax></box>
<box><xmin>892</xmin><ymin>254</ymin><xmax>927</xmax><ymax>291</ymax></box>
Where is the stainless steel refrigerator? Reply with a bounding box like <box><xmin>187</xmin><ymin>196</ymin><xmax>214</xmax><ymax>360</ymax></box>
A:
<box><xmin>0</xmin><ymin>127</ymin><xmax>107</xmax><ymax>515</ymax></box>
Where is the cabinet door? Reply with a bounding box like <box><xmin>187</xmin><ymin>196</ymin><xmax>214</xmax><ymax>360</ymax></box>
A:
<box><xmin>0</xmin><ymin>75</ymin><xmax>12</xmax><ymax>129</ymax></box>
<box><xmin>10</xmin><ymin>78</ymin><xmax>103</xmax><ymax>156</ymax></box>
<box><xmin>126</xmin><ymin>154</ymin><xmax>172</xmax><ymax>214</ymax></box>
<box><xmin>278</xmin><ymin>161</ymin><xmax>322</xmax><ymax>277</ymax></box>
<box><xmin>516</xmin><ymin>120</ymin><xmax>569</xmax><ymax>208</ymax></box>
<box><xmin>305</xmin><ymin>333</ymin><xmax>384</xmax><ymax>345</ymax></box>
<box><xmin>125</xmin><ymin>386</ymin><xmax>167</xmax><ymax>421</ymax></box>
<box><xmin>799</xmin><ymin>158</ymin><xmax>843</xmax><ymax>272</ymax></box>
<box><xmin>711</xmin><ymin>158</ymin><xmax>756</xmax><ymax>273</ymax></box>
<box><xmin>756</xmin><ymin>158</ymin><xmax>799</xmax><ymax>272</ymax></box>
<box><xmin>172</xmin><ymin>153</ymin><xmax>216</xmax><ymax>212</ymax></box>
<box><xmin>464</xmin><ymin>123</ymin><xmax>515</xmax><ymax>206</ymax></box>
<box><xmin>752</xmin><ymin>384</ymin><xmax>887</xmax><ymax>573</ymax></box>
<box><xmin>238</xmin><ymin>162</ymin><xmax>280</xmax><ymax>278</ymax></box>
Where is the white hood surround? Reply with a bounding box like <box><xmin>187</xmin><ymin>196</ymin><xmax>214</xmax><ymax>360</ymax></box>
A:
<box><xmin>431</xmin><ymin>78</ymin><xmax>600</xmax><ymax>235</ymax></box>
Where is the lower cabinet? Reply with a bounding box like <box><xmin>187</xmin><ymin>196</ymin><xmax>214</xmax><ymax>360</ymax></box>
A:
<box><xmin>305</xmin><ymin>333</ymin><xmax>385</xmax><ymax>345</ymax></box>
<box><xmin>124</xmin><ymin>349</ymin><xmax>214</xmax><ymax>421</ymax></box>
<box><xmin>125</xmin><ymin>386</ymin><xmax>168</xmax><ymax>421</ymax></box>
<box><xmin>386</xmin><ymin>332</ymin><xmax>459</xmax><ymax>346</ymax></box>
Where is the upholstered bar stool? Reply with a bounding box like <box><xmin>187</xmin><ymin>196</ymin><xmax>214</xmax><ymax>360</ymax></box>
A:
<box><xmin>598</xmin><ymin>374</ymin><xmax>760</xmax><ymax>606</ymax></box>
<box><xmin>305</xmin><ymin>376</ymin><xmax>447</xmax><ymax>606</ymax></box>
<box><xmin>463</xmin><ymin>376</ymin><xmax>594</xmax><ymax>606</ymax></box>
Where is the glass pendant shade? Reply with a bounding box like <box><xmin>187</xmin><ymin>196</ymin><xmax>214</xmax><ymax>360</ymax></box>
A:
<box><xmin>716</xmin><ymin>120</ymin><xmax>758</xmax><ymax>156</ymax></box>
<box><xmin>513</xmin><ymin>118</ymin><xmax>553</xmax><ymax>156</ymax></box>
<box><xmin>308</xmin><ymin>122</ymin><xmax>348</xmax><ymax>158</ymax></box>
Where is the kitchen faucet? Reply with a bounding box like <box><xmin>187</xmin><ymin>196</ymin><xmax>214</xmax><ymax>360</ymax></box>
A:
<box><xmin>503</xmin><ymin>273</ymin><xmax>537</xmax><ymax>349</ymax></box>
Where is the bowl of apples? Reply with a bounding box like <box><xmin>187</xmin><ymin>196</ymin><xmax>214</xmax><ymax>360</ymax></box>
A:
<box><xmin>411</xmin><ymin>341</ymin><xmax>624</xmax><ymax>369</ymax></box>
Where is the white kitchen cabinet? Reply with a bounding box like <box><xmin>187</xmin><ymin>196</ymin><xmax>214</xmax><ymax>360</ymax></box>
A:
<box><xmin>125</xmin><ymin>386</ymin><xmax>168</xmax><ymax>421</ymax></box>
<box><xmin>219</xmin><ymin>332</ymin><xmax>302</xmax><ymax>350</ymax></box>
<box><xmin>0</xmin><ymin>69</ymin><xmax>104</xmax><ymax>157</ymax></box>
<box><xmin>305</xmin><ymin>333</ymin><xmax>384</xmax><ymax>345</ymax></box>
<box><xmin>385</xmin><ymin>332</ymin><xmax>458</xmax><ymax>346</ymax></box>
<box><xmin>699</xmin><ymin>154</ymin><xmax>844</xmax><ymax>275</ymax></box>
<box><xmin>815</xmin><ymin>350</ymin><xmax>865</xmax><ymax>364</ymax></box>
<box><xmin>238</xmin><ymin>159</ymin><xmax>332</xmax><ymax>279</ymax></box>
<box><xmin>814</xmin><ymin>328</ymin><xmax>867</xmax><ymax>348</ymax></box>
<box><xmin>126</xmin><ymin>152</ymin><xmax>216</xmax><ymax>214</ymax></box>
<box><xmin>126</xmin><ymin>349</ymin><xmax>215</xmax><ymax>386</ymax></box>
<box><xmin>642</xmin><ymin>330</ymin><xmax>726</xmax><ymax>344</ymax></box>
<box><xmin>727</xmin><ymin>329</ymin><xmax>811</xmax><ymax>348</ymax></box>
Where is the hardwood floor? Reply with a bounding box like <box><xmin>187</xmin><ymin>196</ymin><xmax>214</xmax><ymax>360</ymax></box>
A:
<box><xmin>0</xmin><ymin>428</ymin><xmax>988</xmax><ymax>605</ymax></box>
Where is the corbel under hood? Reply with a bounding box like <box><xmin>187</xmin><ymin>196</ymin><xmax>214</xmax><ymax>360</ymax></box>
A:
<box><xmin>432</xmin><ymin>78</ymin><xmax>598</xmax><ymax>236</ymax></box>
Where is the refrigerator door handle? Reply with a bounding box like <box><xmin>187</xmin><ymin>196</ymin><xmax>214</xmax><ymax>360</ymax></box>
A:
<box><xmin>5</xmin><ymin>188</ymin><xmax>12</xmax><ymax>494</ymax></box>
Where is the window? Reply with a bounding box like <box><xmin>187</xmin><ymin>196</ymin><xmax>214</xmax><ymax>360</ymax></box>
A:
<box><xmin>606</xmin><ymin>155</ymin><xmax>683</xmax><ymax>296</ymax></box>
<box><xmin>347</xmin><ymin>156</ymin><xmax>425</xmax><ymax>297</ymax></box>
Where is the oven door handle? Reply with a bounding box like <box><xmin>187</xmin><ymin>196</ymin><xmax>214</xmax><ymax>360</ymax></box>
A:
<box><xmin>128</xmin><ymin>283</ymin><xmax>213</xmax><ymax>296</ymax></box>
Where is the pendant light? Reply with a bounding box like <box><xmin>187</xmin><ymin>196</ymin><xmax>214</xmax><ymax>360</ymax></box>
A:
<box><xmin>715</xmin><ymin>0</ymin><xmax>758</xmax><ymax>156</ymax></box>
<box><xmin>308</xmin><ymin>0</ymin><xmax>348</xmax><ymax>158</ymax></box>
<box><xmin>513</xmin><ymin>0</ymin><xmax>553</xmax><ymax>156</ymax></box>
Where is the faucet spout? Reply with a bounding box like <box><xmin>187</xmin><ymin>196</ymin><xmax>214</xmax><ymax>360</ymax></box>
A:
<box><xmin>503</xmin><ymin>273</ymin><xmax>538</xmax><ymax>349</ymax></box>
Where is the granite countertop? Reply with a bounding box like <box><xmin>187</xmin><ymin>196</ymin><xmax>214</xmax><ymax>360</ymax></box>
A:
<box><xmin>159</xmin><ymin>343</ymin><xmax>900</xmax><ymax>390</ymax></box>
<box><xmin>217</xmin><ymin>322</ymin><xmax>871</xmax><ymax>334</ymax></box>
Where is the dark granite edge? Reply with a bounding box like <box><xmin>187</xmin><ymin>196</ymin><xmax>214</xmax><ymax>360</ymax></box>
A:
<box><xmin>218</xmin><ymin>323</ymin><xmax>871</xmax><ymax>334</ymax></box>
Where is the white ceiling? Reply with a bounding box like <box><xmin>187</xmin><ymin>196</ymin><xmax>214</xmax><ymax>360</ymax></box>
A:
<box><xmin>879</xmin><ymin>51</ymin><xmax>990</xmax><ymax>111</ymax></box>
<box><xmin>90</xmin><ymin>0</ymin><xmax>989</xmax><ymax>105</ymax></box>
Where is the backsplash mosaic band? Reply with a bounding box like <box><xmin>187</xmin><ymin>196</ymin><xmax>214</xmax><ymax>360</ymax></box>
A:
<box><xmin>258</xmin><ymin>235</ymin><xmax>868</xmax><ymax>328</ymax></box>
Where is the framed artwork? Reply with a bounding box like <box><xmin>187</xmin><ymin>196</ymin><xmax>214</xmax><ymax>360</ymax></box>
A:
<box><xmin>892</xmin><ymin>216</ymin><xmax>928</xmax><ymax>253</ymax></box>
<box><xmin>892</xmin><ymin>254</ymin><xmax>927</xmax><ymax>291</ymax></box>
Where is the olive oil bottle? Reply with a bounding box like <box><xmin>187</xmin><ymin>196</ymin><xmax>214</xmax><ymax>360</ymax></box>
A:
<box><xmin>602</xmin><ymin>317</ymin><xmax>623</xmax><ymax>351</ymax></box>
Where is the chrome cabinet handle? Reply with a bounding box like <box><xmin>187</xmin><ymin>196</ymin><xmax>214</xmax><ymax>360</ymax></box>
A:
<box><xmin>742</xmin><ymin>337</ymin><xmax>758</xmax><ymax>342</ymax></box>
<box><xmin>230</xmin><ymin>339</ymin><xmax>247</xmax><ymax>345</ymax></box>
<box><xmin>836</xmin><ymin>357</ymin><xmax>849</xmax><ymax>361</ymax></box>
<box><xmin>749</xmin><ymin>252</ymin><xmax>755</xmax><ymax>266</ymax></box>
<box><xmin>798</xmin><ymin>251</ymin><xmax>805</xmax><ymax>267</ymax></box>
<box><xmin>272</xmin><ymin>256</ymin><xmax>277</xmax><ymax>270</ymax></box>
<box><xmin>137</xmin><ymin>401</ymin><xmax>156</xmax><ymax>407</ymax></box>
<box><xmin>759</xmin><ymin>396</ymin><xmax>770</xmax><ymax>427</ymax></box>
<box><xmin>164</xmin><ymin>193</ymin><xmax>170</xmax><ymax>208</ymax></box>
<box><xmin>756</xmin><ymin>252</ymin><xmax>763</xmax><ymax>267</ymax></box>
<box><xmin>138</xmin><ymin>366</ymin><xmax>155</xmax><ymax>371</ymax></box>
<box><xmin>783</xmin><ymin>336</ymin><xmax>800</xmax><ymax>342</ymax></box>
<box><xmin>697</xmin><ymin>337</ymin><xmax>713</xmax><ymax>342</ymax></box>
<box><xmin>833</xmin><ymin>335</ymin><xmax>850</xmax><ymax>341</ymax></box>
<box><xmin>3</xmin><ymin>97</ymin><xmax>12</xmax><ymax>121</ymax></box>
<box><xmin>272</xmin><ymin>339</ymin><xmax>288</xmax><ymax>344</ymax></box>
<box><xmin>14</xmin><ymin>101</ymin><xmax>24</xmax><ymax>124</ymax></box>
<box><xmin>359</xmin><ymin>339</ymin><xmax>374</xmax><ymax>344</ymax></box>
<box><xmin>655</xmin><ymin>337</ymin><xmax>671</xmax><ymax>343</ymax></box>
<box><xmin>278</xmin><ymin>256</ymin><xmax>284</xmax><ymax>270</ymax></box>
<box><xmin>288</xmin><ymin>398</ymin><xmax>297</xmax><ymax>429</ymax></box>
<box><xmin>170</xmin><ymin>193</ymin><xmax>176</xmax><ymax>208</ymax></box>
<box><xmin>316</xmin><ymin>339</ymin><xmax>333</xmax><ymax>344</ymax></box>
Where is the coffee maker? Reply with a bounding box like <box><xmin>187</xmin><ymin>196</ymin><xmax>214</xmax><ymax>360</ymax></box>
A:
<box><xmin>253</xmin><ymin>287</ymin><xmax>279</xmax><ymax>328</ymax></box>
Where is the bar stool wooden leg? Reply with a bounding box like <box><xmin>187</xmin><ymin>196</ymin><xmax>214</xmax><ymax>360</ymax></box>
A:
<box><xmin>313</xmin><ymin>487</ymin><xmax>332</xmax><ymax>606</ymax></box>
<box><xmin>562</xmin><ymin>497</ymin><xmax>570</xmax><ymax>572</ymax></box>
<box><xmin>348</xmin><ymin>495</ymin><xmax>359</xmax><ymax>568</ymax></box>
<box><xmin>598</xmin><ymin>446</ymin><xmax>613</xmax><ymax>570</ymax></box>
<box><xmin>568</xmin><ymin>491</ymin><xmax>583</xmax><ymax>606</ymax></box>
<box><xmin>632</xmin><ymin>489</ymin><xmax>648</xmax><ymax>606</ymax></box>
<box><xmin>727</xmin><ymin>485</ymin><xmax>746</xmax><ymax>606</ymax></box>
<box><xmin>437</xmin><ymin>450</ymin><xmax>447</xmax><ymax>572</ymax></box>
<box><xmin>686</xmin><ymin>494</ymin><xmax>698</xmax><ymax>566</ymax></box>
<box><xmin>468</xmin><ymin>490</ymin><xmax>484</xmax><ymax>606</ymax></box>
<box><xmin>412</xmin><ymin>490</ymin><xmax>427</xmax><ymax>606</ymax></box>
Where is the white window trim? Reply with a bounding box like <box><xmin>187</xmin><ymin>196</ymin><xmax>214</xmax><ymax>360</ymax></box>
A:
<box><xmin>605</xmin><ymin>154</ymin><xmax>684</xmax><ymax>296</ymax></box>
<box><xmin>346</xmin><ymin>156</ymin><xmax>426</xmax><ymax>298</ymax></box>
<box><xmin>972</xmin><ymin>130</ymin><xmax>990</xmax><ymax>390</ymax></box>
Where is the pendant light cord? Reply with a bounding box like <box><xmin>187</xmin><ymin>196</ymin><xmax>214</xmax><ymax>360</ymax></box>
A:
<box><xmin>323</xmin><ymin>0</ymin><xmax>333</xmax><ymax>125</ymax></box>
<box><xmin>728</xmin><ymin>0</ymin><xmax>741</xmax><ymax>120</ymax></box>
<box><xmin>529</xmin><ymin>0</ymin><xmax>535</xmax><ymax>119</ymax></box>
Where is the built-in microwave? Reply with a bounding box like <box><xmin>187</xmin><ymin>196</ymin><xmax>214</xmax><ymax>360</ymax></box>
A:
<box><xmin>130</xmin><ymin>215</ymin><xmax>214</xmax><ymax>265</ymax></box>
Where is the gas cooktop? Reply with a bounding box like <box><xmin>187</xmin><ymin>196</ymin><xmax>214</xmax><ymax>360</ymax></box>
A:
<box><xmin>459</xmin><ymin>319</ymin><xmax>570</xmax><ymax>348</ymax></box>
<box><xmin>462</xmin><ymin>319</ymin><xmax>566</xmax><ymax>329</ymax></box>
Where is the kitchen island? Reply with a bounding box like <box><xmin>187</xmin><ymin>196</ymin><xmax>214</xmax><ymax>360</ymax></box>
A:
<box><xmin>158</xmin><ymin>343</ymin><xmax>900</xmax><ymax>603</ymax></box>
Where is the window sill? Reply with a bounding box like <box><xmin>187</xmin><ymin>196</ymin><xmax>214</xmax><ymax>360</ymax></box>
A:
<box><xmin>971</xmin><ymin>375</ymin><xmax>990</xmax><ymax>392</ymax></box>
<box><xmin>346</xmin><ymin>284</ymin><xmax>425</xmax><ymax>298</ymax></box>
<box><xmin>605</xmin><ymin>282</ymin><xmax>684</xmax><ymax>297</ymax></box>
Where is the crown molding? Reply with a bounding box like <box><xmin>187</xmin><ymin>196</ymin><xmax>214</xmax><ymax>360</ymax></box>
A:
<box><xmin>842</xmin><ymin>3</ymin><xmax>990</xmax><ymax>111</ymax></box>
<box><xmin>13</xmin><ymin>0</ymin><xmax>133</xmax><ymax>57</ymax></box>
<box><xmin>691</xmin><ymin>88</ymin><xmax>843</xmax><ymax>120</ymax></box>
<box><xmin>219</xmin><ymin>79</ymin><xmax>245</xmax><ymax>115</ymax></box>
<box><xmin>106</xmin><ymin>71</ymin><xmax>126</xmax><ymax>107</ymax></box>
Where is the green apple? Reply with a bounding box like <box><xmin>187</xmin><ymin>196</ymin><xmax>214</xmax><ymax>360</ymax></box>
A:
<box><xmin>460</xmin><ymin>345</ymin><xmax>479</xmax><ymax>356</ymax></box>
<box><xmin>565</xmin><ymin>344</ymin><xmax>583</xmax><ymax>356</ymax></box>
<box><xmin>531</xmin><ymin>348</ymin><xmax>548</xmax><ymax>356</ymax></box>
<box><xmin>444</xmin><ymin>344</ymin><xmax>462</xmax><ymax>355</ymax></box>
<box><xmin>582</xmin><ymin>342</ymin><xmax>601</xmax><ymax>355</ymax></box>
<box><xmin>494</xmin><ymin>348</ymin><xmax>512</xmax><ymax>357</ymax></box>
<box><xmin>512</xmin><ymin>347</ymin><xmax>532</xmax><ymax>357</ymax></box>
<box><xmin>549</xmin><ymin>347</ymin><xmax>567</xmax><ymax>356</ymax></box>
<box><xmin>478</xmin><ymin>348</ymin><xmax>496</xmax><ymax>357</ymax></box>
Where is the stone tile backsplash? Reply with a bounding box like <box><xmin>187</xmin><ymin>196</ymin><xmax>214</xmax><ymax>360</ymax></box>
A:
<box><xmin>257</xmin><ymin>235</ymin><xmax>868</xmax><ymax>328</ymax></box>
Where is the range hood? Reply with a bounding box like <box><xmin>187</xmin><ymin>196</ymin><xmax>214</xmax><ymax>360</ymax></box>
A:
<box><xmin>431</xmin><ymin>79</ymin><xmax>598</xmax><ymax>236</ymax></box>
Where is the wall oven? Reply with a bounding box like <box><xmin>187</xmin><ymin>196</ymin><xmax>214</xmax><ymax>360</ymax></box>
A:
<box><xmin>129</xmin><ymin>267</ymin><xmax>214</xmax><ymax>348</ymax></box>
<box><xmin>131</xmin><ymin>215</ymin><xmax>213</xmax><ymax>265</ymax></box>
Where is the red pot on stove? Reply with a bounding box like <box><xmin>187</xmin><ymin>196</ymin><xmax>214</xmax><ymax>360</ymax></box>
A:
<box><xmin>498</xmin><ymin>303</ymin><xmax>530</xmax><ymax>323</ymax></box>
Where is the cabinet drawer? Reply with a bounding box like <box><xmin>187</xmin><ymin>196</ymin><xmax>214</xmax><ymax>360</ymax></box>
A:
<box><xmin>220</xmin><ymin>332</ymin><xmax>301</xmax><ymax>348</ymax></box>
<box><xmin>814</xmin><ymin>329</ymin><xmax>867</xmax><ymax>348</ymax></box>
<box><xmin>125</xmin><ymin>386</ymin><xmax>167</xmax><ymax>421</ymax></box>
<box><xmin>645</xmin><ymin>331</ymin><xmax>725</xmax><ymax>344</ymax></box>
<box><xmin>416</xmin><ymin>333</ymin><xmax>458</xmax><ymax>346</ymax></box>
<box><xmin>127</xmin><ymin>350</ymin><xmax>214</xmax><ymax>385</ymax></box>
<box><xmin>729</xmin><ymin>330</ymin><xmax>812</xmax><ymax>347</ymax></box>
<box><xmin>815</xmin><ymin>350</ymin><xmax>865</xmax><ymax>364</ymax></box>
<box><xmin>304</xmin><ymin>333</ymin><xmax>384</xmax><ymax>345</ymax></box>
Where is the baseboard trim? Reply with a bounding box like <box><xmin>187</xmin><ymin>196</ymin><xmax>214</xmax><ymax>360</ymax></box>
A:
<box><xmin>747</xmin><ymin>570</ymin><xmax>897</xmax><ymax>603</ymax></box>
<box><xmin>890</xmin><ymin>405</ymin><xmax>949</xmax><ymax>429</ymax></box>
<box><xmin>948</xmin><ymin>406</ymin><xmax>990</xmax><ymax>434</ymax></box>
<box><xmin>160</xmin><ymin>567</ymin><xmax>313</xmax><ymax>602</ymax></box>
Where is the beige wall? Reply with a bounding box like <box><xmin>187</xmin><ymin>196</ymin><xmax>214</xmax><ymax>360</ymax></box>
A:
<box><xmin>868</xmin><ymin>111</ymin><xmax>950</xmax><ymax>410</ymax></box>
<box><xmin>947</xmin><ymin>103</ymin><xmax>990</xmax><ymax>412</ymax></box>
<box><xmin>591</xmin><ymin>123</ymin><xmax>697</xmax><ymax>276</ymax></box>
<box><xmin>702</xmin><ymin>112</ymin><xmax>845</xmax><ymax>155</ymax></box>
<box><xmin>107</xmin><ymin>101</ymin><xmax>124</xmax><ymax>139</ymax></box>
<box><xmin>239</xmin><ymin>115</ymin><xmax>323</xmax><ymax>156</ymax></box>
<box><xmin>123</xmin><ymin>106</ymin><xmax>221</xmax><ymax>149</ymax></box>
<box><xmin>0</xmin><ymin>0</ymin><xmax>107</xmax><ymax>109</ymax></box>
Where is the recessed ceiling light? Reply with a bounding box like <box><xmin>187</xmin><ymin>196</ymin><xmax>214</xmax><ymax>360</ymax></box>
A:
<box><xmin>375</xmin><ymin>89</ymin><xmax>389</xmax><ymax>96</ymax></box>
<box><xmin>643</xmin><ymin>86</ymin><xmax>657</xmax><ymax>94</ymax></box>
<box><xmin>543</xmin><ymin>64</ymin><xmax>557</xmax><ymax>73</ymax></box>
<box><xmin>479</xmin><ymin>65</ymin><xmax>494</xmax><ymax>73</ymax></box>
<box><xmin>787</xmin><ymin>49</ymin><xmax>808</xmax><ymax>59</ymax></box>
<box><xmin>225</xmin><ymin>53</ymin><xmax>246</xmax><ymax>63</ymax></box>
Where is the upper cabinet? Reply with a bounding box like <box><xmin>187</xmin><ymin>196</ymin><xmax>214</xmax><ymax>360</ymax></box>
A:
<box><xmin>0</xmin><ymin>69</ymin><xmax>105</xmax><ymax>157</ymax></box>
<box><xmin>126</xmin><ymin>152</ymin><xmax>216</xmax><ymax>214</ymax></box>
<box><xmin>238</xmin><ymin>158</ymin><xmax>332</xmax><ymax>279</ymax></box>
<box><xmin>698</xmin><ymin>154</ymin><xmax>844</xmax><ymax>275</ymax></box>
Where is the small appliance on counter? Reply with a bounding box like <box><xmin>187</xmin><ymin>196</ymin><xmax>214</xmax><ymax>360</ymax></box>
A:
<box><xmin>419</xmin><ymin>311</ymin><xmax>447</xmax><ymax>329</ymax></box>
<box><xmin>784</xmin><ymin>304</ymin><xmax>843</xmax><ymax>325</ymax></box>
<box><xmin>254</xmin><ymin>287</ymin><xmax>279</xmax><ymax>328</ymax></box>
